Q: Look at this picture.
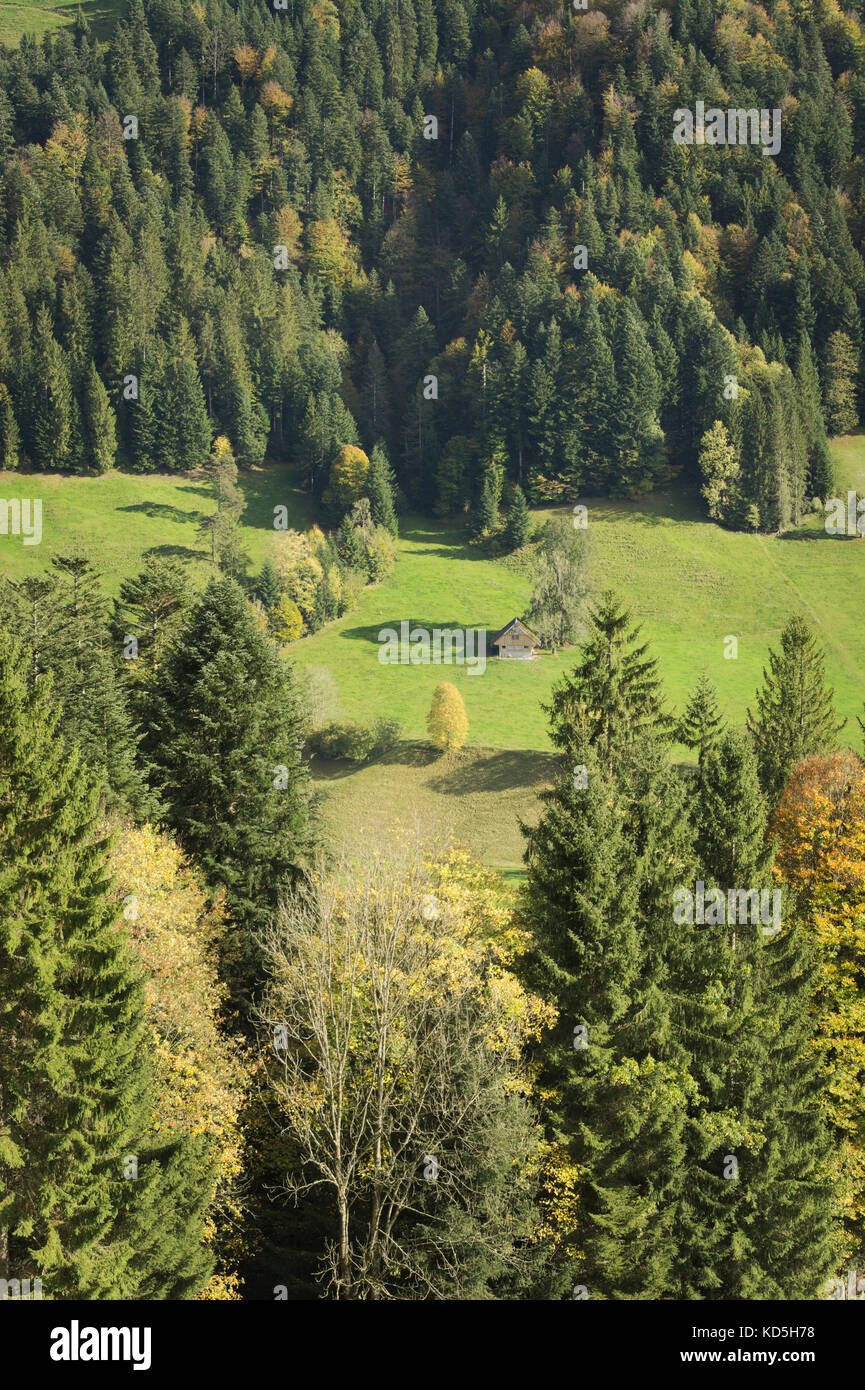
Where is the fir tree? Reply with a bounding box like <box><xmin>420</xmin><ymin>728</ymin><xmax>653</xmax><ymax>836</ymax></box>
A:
<box><xmin>197</xmin><ymin>435</ymin><xmax>246</xmax><ymax>572</ymax></box>
<box><xmin>678</xmin><ymin>732</ymin><xmax>840</xmax><ymax>1297</ymax></box>
<box><xmin>335</xmin><ymin>514</ymin><xmax>365</xmax><ymax>569</ymax></box>
<box><xmin>0</xmin><ymin>632</ymin><xmax>215</xmax><ymax>1298</ymax></box>
<box><xmin>113</xmin><ymin>556</ymin><xmax>191</xmax><ymax>682</ymax></box>
<box><xmin>470</xmin><ymin>476</ymin><xmax>497</xmax><ymax>539</ymax></box>
<box><xmin>366</xmin><ymin>442</ymin><xmax>398</xmax><ymax>535</ymax></box>
<box><xmin>822</xmin><ymin>331</ymin><xmax>859</xmax><ymax>436</ymax></box>
<box><xmin>49</xmin><ymin>554</ymin><xmax>151</xmax><ymax>817</ymax></box>
<box><xmin>254</xmin><ymin>559</ymin><xmax>283</xmax><ymax>612</ymax></box>
<box><xmin>504</xmin><ymin>484</ymin><xmax>530</xmax><ymax>551</ymax></box>
<box><xmin>544</xmin><ymin>590</ymin><xmax>671</xmax><ymax>765</ymax></box>
<box><xmin>141</xmin><ymin>578</ymin><xmax>313</xmax><ymax>1002</ymax></box>
<box><xmin>677</xmin><ymin>670</ymin><xmax>724</xmax><ymax>762</ymax></box>
<box><xmin>522</xmin><ymin>734</ymin><xmax>695</xmax><ymax>1299</ymax></box>
<box><xmin>82</xmin><ymin>360</ymin><xmax>117</xmax><ymax>473</ymax></box>
<box><xmin>746</xmin><ymin>616</ymin><xmax>845</xmax><ymax>803</ymax></box>
<box><xmin>698</xmin><ymin>420</ymin><xmax>740</xmax><ymax>522</ymax></box>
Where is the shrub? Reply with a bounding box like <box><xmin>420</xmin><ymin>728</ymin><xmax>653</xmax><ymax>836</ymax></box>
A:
<box><xmin>309</xmin><ymin>717</ymin><xmax>401</xmax><ymax>762</ymax></box>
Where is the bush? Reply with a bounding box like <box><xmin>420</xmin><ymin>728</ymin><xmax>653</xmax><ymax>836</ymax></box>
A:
<box><xmin>309</xmin><ymin>717</ymin><xmax>401</xmax><ymax>762</ymax></box>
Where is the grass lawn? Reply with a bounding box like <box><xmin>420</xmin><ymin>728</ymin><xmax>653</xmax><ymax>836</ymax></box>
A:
<box><xmin>0</xmin><ymin>464</ymin><xmax>316</xmax><ymax>596</ymax></box>
<box><xmin>311</xmin><ymin>745</ymin><xmax>554</xmax><ymax>874</ymax></box>
<box><xmin>0</xmin><ymin>0</ymin><xmax>124</xmax><ymax>46</ymax></box>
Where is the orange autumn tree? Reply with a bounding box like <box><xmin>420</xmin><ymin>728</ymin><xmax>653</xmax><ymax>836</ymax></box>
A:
<box><xmin>773</xmin><ymin>750</ymin><xmax>865</xmax><ymax>1261</ymax></box>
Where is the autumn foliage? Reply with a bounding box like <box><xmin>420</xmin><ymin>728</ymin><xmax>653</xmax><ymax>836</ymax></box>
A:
<box><xmin>773</xmin><ymin>751</ymin><xmax>865</xmax><ymax>1258</ymax></box>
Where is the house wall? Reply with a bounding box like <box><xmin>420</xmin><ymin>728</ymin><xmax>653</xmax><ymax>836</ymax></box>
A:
<box><xmin>498</xmin><ymin>638</ymin><xmax>535</xmax><ymax>660</ymax></box>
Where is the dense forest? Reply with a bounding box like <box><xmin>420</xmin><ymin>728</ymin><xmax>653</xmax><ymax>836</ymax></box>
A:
<box><xmin>0</xmin><ymin>0</ymin><xmax>864</xmax><ymax>528</ymax></box>
<box><xmin>3</xmin><ymin>0</ymin><xmax>865</xmax><ymax>1315</ymax></box>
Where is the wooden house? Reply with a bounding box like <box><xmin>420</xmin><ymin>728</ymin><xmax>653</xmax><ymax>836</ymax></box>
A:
<box><xmin>489</xmin><ymin>617</ymin><xmax>541</xmax><ymax>660</ymax></box>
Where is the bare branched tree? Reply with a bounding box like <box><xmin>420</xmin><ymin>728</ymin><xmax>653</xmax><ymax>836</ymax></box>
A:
<box><xmin>256</xmin><ymin>850</ymin><xmax>544</xmax><ymax>1299</ymax></box>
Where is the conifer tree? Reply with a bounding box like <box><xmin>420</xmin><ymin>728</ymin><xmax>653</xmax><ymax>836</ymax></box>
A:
<box><xmin>698</xmin><ymin>420</ymin><xmax>740</xmax><ymax>522</ymax></box>
<box><xmin>198</xmin><ymin>435</ymin><xmax>246</xmax><ymax>573</ymax></box>
<box><xmin>113</xmin><ymin>556</ymin><xmax>191</xmax><ymax>682</ymax></box>
<box><xmin>335</xmin><ymin>513</ymin><xmax>365</xmax><ymax>569</ymax></box>
<box><xmin>544</xmin><ymin>590</ymin><xmax>671</xmax><ymax>765</ymax></box>
<box><xmin>677</xmin><ymin>670</ymin><xmax>724</xmax><ymax>762</ymax></box>
<box><xmin>166</xmin><ymin>354</ymin><xmax>211</xmax><ymax>472</ymax></box>
<box><xmin>0</xmin><ymin>632</ymin><xmax>215</xmax><ymax>1298</ymax></box>
<box><xmin>522</xmin><ymin>733</ymin><xmax>695</xmax><ymax>1299</ymax></box>
<box><xmin>366</xmin><ymin>442</ymin><xmax>398</xmax><ymax>535</ymax></box>
<box><xmin>0</xmin><ymin>382</ymin><xmax>20</xmax><ymax>469</ymax></box>
<box><xmin>50</xmin><ymin>553</ymin><xmax>151</xmax><ymax>817</ymax></box>
<box><xmin>746</xmin><ymin>616</ymin><xmax>845</xmax><ymax>803</ymax></box>
<box><xmin>470</xmin><ymin>476</ymin><xmax>497</xmax><ymax>538</ymax></box>
<box><xmin>504</xmin><ymin>485</ymin><xmax>530</xmax><ymax>551</ymax></box>
<box><xmin>823</xmin><ymin>331</ymin><xmax>859</xmax><ymax>436</ymax></box>
<box><xmin>3</xmin><ymin>555</ymin><xmax>149</xmax><ymax>816</ymax></box>
<box><xmin>254</xmin><ymin>559</ymin><xmax>283</xmax><ymax>613</ymax></box>
<box><xmin>29</xmin><ymin>305</ymin><xmax>76</xmax><ymax>471</ymax></box>
<box><xmin>141</xmin><ymin>577</ymin><xmax>313</xmax><ymax>1000</ymax></box>
<box><xmin>82</xmin><ymin>359</ymin><xmax>117</xmax><ymax>473</ymax></box>
<box><xmin>678</xmin><ymin>732</ymin><xmax>840</xmax><ymax>1297</ymax></box>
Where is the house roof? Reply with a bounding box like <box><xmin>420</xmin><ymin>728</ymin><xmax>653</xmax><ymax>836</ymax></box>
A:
<box><xmin>489</xmin><ymin>616</ymin><xmax>541</xmax><ymax>647</ymax></box>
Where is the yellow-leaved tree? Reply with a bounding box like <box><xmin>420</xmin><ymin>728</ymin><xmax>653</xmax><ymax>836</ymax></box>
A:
<box><xmin>427</xmin><ymin>680</ymin><xmax>469</xmax><ymax>751</ymax></box>
<box><xmin>257</xmin><ymin>847</ymin><xmax>554</xmax><ymax>1299</ymax></box>
<box><xmin>323</xmin><ymin>444</ymin><xmax>370</xmax><ymax>512</ymax></box>
<box><xmin>773</xmin><ymin>750</ymin><xmax>865</xmax><ymax>1263</ymax></box>
<box><xmin>111</xmin><ymin>824</ymin><xmax>252</xmax><ymax>1300</ymax></box>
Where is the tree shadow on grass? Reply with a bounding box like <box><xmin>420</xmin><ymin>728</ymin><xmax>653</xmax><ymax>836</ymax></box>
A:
<box><xmin>426</xmin><ymin>748</ymin><xmax>557</xmax><ymax>795</ymax></box>
<box><xmin>309</xmin><ymin>741</ymin><xmax>440</xmax><ymax>782</ymax></box>
<box><xmin>338</xmin><ymin>618</ymin><xmax>494</xmax><ymax>644</ymax></box>
<box><xmin>143</xmin><ymin>543</ymin><xmax>206</xmax><ymax>561</ymax></box>
<box><xmin>777</xmin><ymin>529</ymin><xmax>860</xmax><ymax>542</ymax></box>
<box><xmin>120</xmin><ymin>500</ymin><xmax>203</xmax><ymax>525</ymax></box>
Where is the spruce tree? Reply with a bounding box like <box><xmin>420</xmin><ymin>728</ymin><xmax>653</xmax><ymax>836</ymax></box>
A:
<box><xmin>471</xmin><ymin>476</ymin><xmax>497</xmax><ymax>538</ymax></box>
<box><xmin>254</xmin><ymin>559</ymin><xmax>283</xmax><ymax>612</ymax></box>
<box><xmin>544</xmin><ymin>590</ymin><xmax>671</xmax><ymax>765</ymax></box>
<box><xmin>335</xmin><ymin>513</ymin><xmax>365</xmax><ymax>569</ymax></box>
<box><xmin>366</xmin><ymin>441</ymin><xmax>398</xmax><ymax>535</ymax></box>
<box><xmin>0</xmin><ymin>632</ymin><xmax>215</xmax><ymax>1298</ymax></box>
<box><xmin>678</xmin><ymin>731</ymin><xmax>839</xmax><ymax>1297</ymax></box>
<box><xmin>82</xmin><ymin>359</ymin><xmax>117</xmax><ymax>473</ymax></box>
<box><xmin>746</xmin><ymin>615</ymin><xmax>845</xmax><ymax>803</ymax></box>
<box><xmin>522</xmin><ymin>733</ymin><xmax>695</xmax><ymax>1298</ymax></box>
<box><xmin>50</xmin><ymin>554</ymin><xmax>151</xmax><ymax>817</ymax></box>
<box><xmin>112</xmin><ymin>555</ymin><xmax>191</xmax><ymax>682</ymax></box>
<box><xmin>4</xmin><ymin>556</ymin><xmax>149</xmax><ymax>817</ymax></box>
<box><xmin>822</xmin><ymin>330</ymin><xmax>859</xmax><ymax>436</ymax></box>
<box><xmin>197</xmin><ymin>435</ymin><xmax>246</xmax><ymax>572</ymax></box>
<box><xmin>504</xmin><ymin>484</ymin><xmax>530</xmax><ymax>551</ymax></box>
<box><xmin>677</xmin><ymin>670</ymin><xmax>724</xmax><ymax>762</ymax></box>
<box><xmin>141</xmin><ymin>577</ymin><xmax>313</xmax><ymax>1000</ymax></box>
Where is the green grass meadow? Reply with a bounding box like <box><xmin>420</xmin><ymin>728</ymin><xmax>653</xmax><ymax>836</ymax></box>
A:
<box><xmin>3</xmin><ymin>436</ymin><xmax>865</xmax><ymax>870</ymax></box>
<box><xmin>0</xmin><ymin>0</ymin><xmax>125</xmax><ymax>47</ymax></box>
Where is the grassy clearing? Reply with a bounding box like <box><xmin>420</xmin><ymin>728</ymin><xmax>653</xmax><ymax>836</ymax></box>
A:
<box><xmin>310</xmin><ymin>745</ymin><xmax>554</xmax><ymax>874</ymax></box>
<box><xmin>0</xmin><ymin>0</ymin><xmax>124</xmax><ymax>47</ymax></box>
<box><xmin>0</xmin><ymin>464</ymin><xmax>314</xmax><ymax>597</ymax></box>
<box><xmin>292</xmin><ymin>434</ymin><xmax>865</xmax><ymax>750</ymax></box>
<box><xmin>4</xmin><ymin>435</ymin><xmax>865</xmax><ymax>748</ymax></box>
<box><xmin>4</xmin><ymin>438</ymin><xmax>865</xmax><ymax>870</ymax></box>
